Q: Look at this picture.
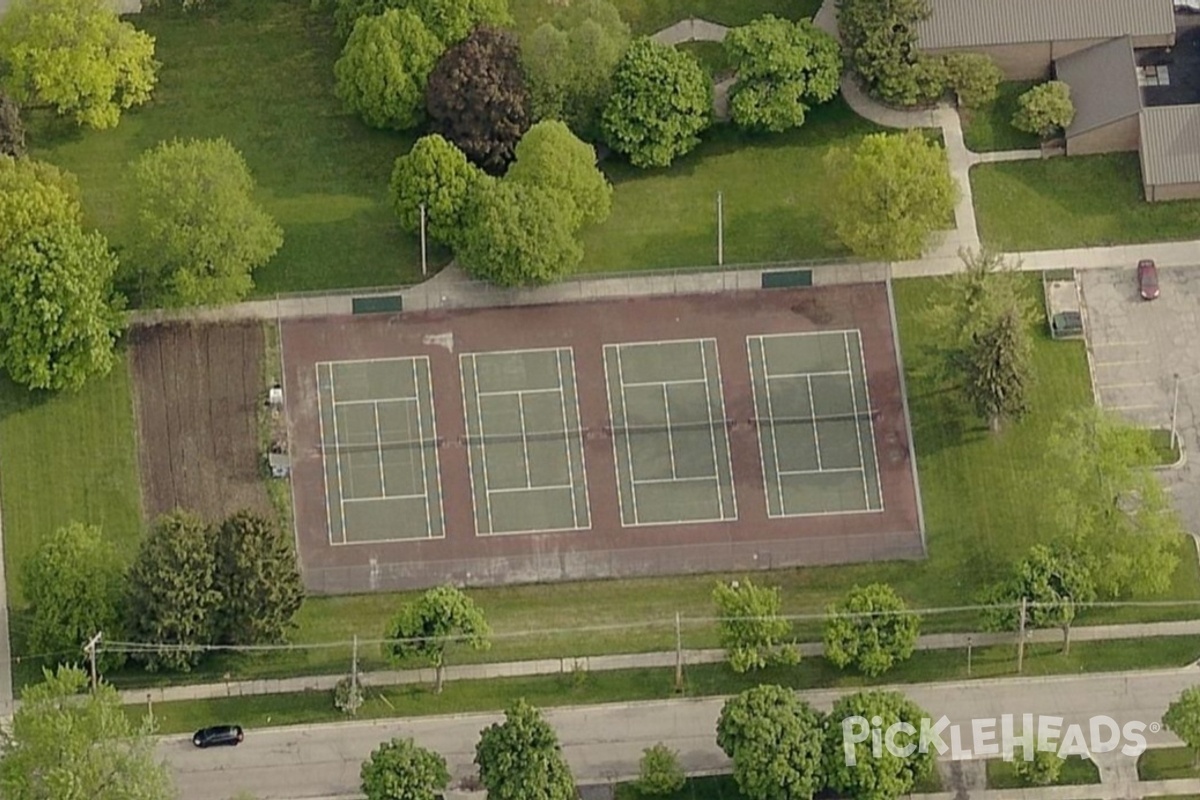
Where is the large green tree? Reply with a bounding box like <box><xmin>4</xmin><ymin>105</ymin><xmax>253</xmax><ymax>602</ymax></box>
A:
<box><xmin>1164</xmin><ymin>686</ymin><xmax>1200</xmax><ymax>766</ymax></box>
<box><xmin>386</xmin><ymin>584</ymin><xmax>490</xmax><ymax>693</ymax></box>
<box><xmin>724</xmin><ymin>16</ymin><xmax>840</xmax><ymax>133</ymax></box>
<box><xmin>506</xmin><ymin>120</ymin><xmax>612</xmax><ymax>229</ymax></box>
<box><xmin>390</xmin><ymin>134</ymin><xmax>484</xmax><ymax>249</ymax></box>
<box><xmin>1013</xmin><ymin>81</ymin><xmax>1075</xmax><ymax>138</ymax></box>
<box><xmin>521</xmin><ymin>0</ymin><xmax>630</xmax><ymax>140</ymax></box>
<box><xmin>334</xmin><ymin>8</ymin><xmax>444</xmax><ymax>130</ymax></box>
<box><xmin>22</xmin><ymin>522</ymin><xmax>126</xmax><ymax>673</ymax></box>
<box><xmin>0</xmin><ymin>0</ymin><xmax>158</xmax><ymax>130</ymax></box>
<box><xmin>823</xmin><ymin>583</ymin><xmax>920</xmax><ymax>676</ymax></box>
<box><xmin>0</xmin><ymin>221</ymin><xmax>123</xmax><ymax>391</ymax></box>
<box><xmin>125</xmin><ymin>510</ymin><xmax>221</xmax><ymax>672</ymax></box>
<box><xmin>360</xmin><ymin>737</ymin><xmax>450</xmax><ymax>800</ymax></box>
<box><xmin>333</xmin><ymin>0</ymin><xmax>511</xmax><ymax>43</ymax></box>
<box><xmin>943</xmin><ymin>52</ymin><xmax>1002</xmax><ymax>109</ymax></box>
<box><xmin>426</xmin><ymin>27</ymin><xmax>531</xmax><ymax>173</ymax></box>
<box><xmin>0</xmin><ymin>155</ymin><xmax>81</xmax><ymax>251</ymax></box>
<box><xmin>0</xmin><ymin>666</ymin><xmax>175</xmax><ymax>800</ymax></box>
<box><xmin>213</xmin><ymin>510</ymin><xmax>305</xmax><ymax>647</ymax></box>
<box><xmin>716</xmin><ymin>685</ymin><xmax>825</xmax><ymax>800</ymax></box>
<box><xmin>824</xmin><ymin>130</ymin><xmax>957</xmax><ymax>261</ymax></box>
<box><xmin>981</xmin><ymin>543</ymin><xmax>1096</xmax><ymax>654</ymax></box>
<box><xmin>836</xmin><ymin>0</ymin><xmax>935</xmax><ymax>106</ymax></box>
<box><xmin>601</xmin><ymin>37</ymin><xmax>711</xmax><ymax>168</ymax></box>
<box><xmin>475</xmin><ymin>700</ymin><xmax>575</xmax><ymax>800</ymax></box>
<box><xmin>129</xmin><ymin>138</ymin><xmax>283</xmax><ymax>307</ymax></box>
<box><xmin>824</xmin><ymin>690</ymin><xmax>935</xmax><ymax>800</ymax></box>
<box><xmin>956</xmin><ymin>305</ymin><xmax>1034</xmax><ymax>431</ymax></box>
<box><xmin>456</xmin><ymin>179</ymin><xmax>582</xmax><ymax>286</ymax></box>
<box><xmin>711</xmin><ymin>578</ymin><xmax>797</xmax><ymax>673</ymax></box>
<box><xmin>1046</xmin><ymin>407</ymin><xmax>1182</xmax><ymax>598</ymax></box>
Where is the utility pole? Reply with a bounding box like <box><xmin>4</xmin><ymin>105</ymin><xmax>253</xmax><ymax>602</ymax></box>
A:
<box><xmin>351</xmin><ymin>634</ymin><xmax>359</xmax><ymax>711</ymax></box>
<box><xmin>419</xmin><ymin>203</ymin><xmax>428</xmax><ymax>277</ymax></box>
<box><xmin>1016</xmin><ymin>598</ymin><xmax>1027</xmax><ymax>674</ymax></box>
<box><xmin>966</xmin><ymin>636</ymin><xmax>973</xmax><ymax>677</ymax></box>
<box><xmin>1172</xmin><ymin>372</ymin><xmax>1181</xmax><ymax>450</ymax></box>
<box><xmin>716</xmin><ymin>191</ymin><xmax>724</xmax><ymax>266</ymax></box>
<box><xmin>84</xmin><ymin>632</ymin><xmax>103</xmax><ymax>693</ymax></box>
<box><xmin>674</xmin><ymin>612</ymin><xmax>683</xmax><ymax>692</ymax></box>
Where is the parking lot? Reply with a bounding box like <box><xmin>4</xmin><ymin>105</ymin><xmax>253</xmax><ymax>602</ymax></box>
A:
<box><xmin>1079</xmin><ymin>265</ymin><xmax>1200</xmax><ymax>529</ymax></box>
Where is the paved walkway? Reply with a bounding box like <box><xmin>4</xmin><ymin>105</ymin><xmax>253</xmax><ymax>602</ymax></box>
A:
<box><xmin>116</xmin><ymin>618</ymin><xmax>1200</xmax><ymax>706</ymax></box>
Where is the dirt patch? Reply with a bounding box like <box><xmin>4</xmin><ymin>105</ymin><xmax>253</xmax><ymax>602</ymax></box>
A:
<box><xmin>129</xmin><ymin>322</ymin><xmax>270</xmax><ymax>522</ymax></box>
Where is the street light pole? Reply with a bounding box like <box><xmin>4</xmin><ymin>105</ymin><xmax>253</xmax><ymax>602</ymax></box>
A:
<box><xmin>1172</xmin><ymin>373</ymin><xmax>1181</xmax><ymax>450</ymax></box>
<box><xmin>716</xmin><ymin>191</ymin><xmax>724</xmax><ymax>266</ymax></box>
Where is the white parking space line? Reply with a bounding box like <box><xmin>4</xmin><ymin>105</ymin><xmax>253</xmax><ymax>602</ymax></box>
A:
<box><xmin>1094</xmin><ymin>360</ymin><xmax>1149</xmax><ymax>368</ymax></box>
<box><xmin>1099</xmin><ymin>381</ymin><xmax>1157</xmax><ymax>390</ymax></box>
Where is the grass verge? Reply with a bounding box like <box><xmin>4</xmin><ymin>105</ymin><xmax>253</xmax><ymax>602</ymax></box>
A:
<box><xmin>133</xmin><ymin>637</ymin><xmax>1200</xmax><ymax>734</ymax></box>
<box><xmin>960</xmin><ymin>82</ymin><xmax>1040</xmax><ymax>153</ymax></box>
<box><xmin>258</xmin><ymin>321</ymin><xmax>293</xmax><ymax>533</ymax></box>
<box><xmin>972</xmin><ymin>154</ymin><xmax>1200</xmax><ymax>251</ymax></box>
<box><xmin>612</xmin><ymin>772</ymin><xmax>942</xmax><ymax>800</ymax></box>
<box><xmin>1139</xmin><ymin>747</ymin><xmax>1200</xmax><ymax>780</ymax></box>
<box><xmin>30</xmin><ymin>0</ymin><xmax>428</xmax><ymax>299</ymax></box>
<box><xmin>986</xmin><ymin>754</ymin><xmax>1100</xmax><ymax>788</ymax></box>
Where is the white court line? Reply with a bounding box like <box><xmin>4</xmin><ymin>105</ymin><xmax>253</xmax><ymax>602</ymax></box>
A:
<box><xmin>805</xmin><ymin>374</ymin><xmax>824</xmax><ymax>472</ymax></box>
<box><xmin>567</xmin><ymin>350</ymin><xmax>592</xmax><ymax>530</ymax></box>
<box><xmin>854</xmin><ymin>330</ymin><xmax>884</xmax><ymax>512</ymax></box>
<box><xmin>344</xmin><ymin>492</ymin><xmax>426</xmax><ymax>503</ymax></box>
<box><xmin>699</xmin><ymin>340</ymin><xmax>728</xmax><ymax>519</ymax></box>
<box><xmin>614</xmin><ymin>346</ymin><xmax>643</xmax><ymax>525</ymax></box>
<box><xmin>516</xmin><ymin>393</ymin><xmax>533</xmax><ymax>489</ymax></box>
<box><xmin>459</xmin><ymin>353</ymin><xmax>497</xmax><ymax>535</ymax></box>
<box><xmin>475</xmin><ymin>387</ymin><xmax>562</xmax><ymax>398</ymax></box>
<box><xmin>372</xmin><ymin>401</ymin><xmax>387</xmax><ymax>496</ymax></box>
<box><xmin>619</xmin><ymin>377</ymin><xmax>708</xmax><ymax>388</ymax></box>
<box><xmin>602</xmin><ymin>346</ymin><xmax>631</xmax><ymax>527</ymax></box>
<box><xmin>410</xmin><ymin>359</ymin><xmax>433</xmax><ymax>538</ymax></box>
<box><xmin>328</xmin><ymin>369</ymin><xmax>348</xmax><ymax>545</ymax></box>
<box><xmin>704</xmin><ymin>338</ymin><xmax>737</xmax><ymax>519</ymax></box>
<box><xmin>315</xmin><ymin>364</ymin><xmax>339</xmax><ymax>546</ymax></box>
<box><xmin>778</xmin><ymin>466</ymin><xmax>863</xmax><ymax>476</ymax></box>
<box><xmin>662</xmin><ymin>384</ymin><xmax>678</xmax><ymax>479</ymax></box>
<box><xmin>756</xmin><ymin>368</ymin><xmax>852</xmax><ymax>380</ymax></box>
<box><xmin>489</xmin><ymin>484</ymin><xmax>574</xmax><ymax>494</ymax></box>
<box><xmin>422</xmin><ymin>358</ymin><xmax>447</xmax><ymax>538</ymax></box>
<box><xmin>554</xmin><ymin>350</ymin><xmax>580</xmax><ymax>528</ymax></box>
<box><xmin>749</xmin><ymin>337</ymin><xmax>787</xmax><ymax>517</ymax></box>
<box><xmin>632</xmin><ymin>476</ymin><xmax>719</xmax><ymax>486</ymax></box>
<box><xmin>844</xmin><ymin>332</ymin><xmax>870</xmax><ymax>504</ymax></box>
<box><xmin>330</xmin><ymin>396</ymin><xmax>417</xmax><ymax>407</ymax></box>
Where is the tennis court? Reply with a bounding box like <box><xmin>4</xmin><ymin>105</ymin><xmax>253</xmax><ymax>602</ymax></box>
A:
<box><xmin>603</xmin><ymin>339</ymin><xmax>737</xmax><ymax>526</ymax></box>
<box><xmin>316</xmin><ymin>357</ymin><xmax>444</xmax><ymax>544</ymax></box>
<box><xmin>460</xmin><ymin>348</ymin><xmax>590</xmax><ymax>535</ymax></box>
<box><xmin>748</xmin><ymin>331</ymin><xmax>883</xmax><ymax>517</ymax></box>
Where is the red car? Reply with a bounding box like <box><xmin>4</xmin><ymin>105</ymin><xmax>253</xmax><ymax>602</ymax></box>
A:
<box><xmin>1138</xmin><ymin>259</ymin><xmax>1160</xmax><ymax>300</ymax></box>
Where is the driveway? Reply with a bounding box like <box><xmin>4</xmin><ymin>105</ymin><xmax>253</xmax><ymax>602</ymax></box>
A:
<box><xmin>1079</xmin><ymin>266</ymin><xmax>1200</xmax><ymax>533</ymax></box>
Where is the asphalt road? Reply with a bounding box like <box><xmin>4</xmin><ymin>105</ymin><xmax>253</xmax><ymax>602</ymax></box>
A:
<box><xmin>160</xmin><ymin>666</ymin><xmax>1200</xmax><ymax>800</ymax></box>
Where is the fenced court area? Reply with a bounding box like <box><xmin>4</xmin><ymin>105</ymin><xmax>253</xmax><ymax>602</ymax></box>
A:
<box><xmin>281</xmin><ymin>285</ymin><xmax>925</xmax><ymax>594</ymax></box>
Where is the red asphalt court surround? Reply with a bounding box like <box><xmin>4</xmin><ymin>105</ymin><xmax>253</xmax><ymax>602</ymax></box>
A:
<box><xmin>280</xmin><ymin>284</ymin><xmax>925</xmax><ymax>594</ymax></box>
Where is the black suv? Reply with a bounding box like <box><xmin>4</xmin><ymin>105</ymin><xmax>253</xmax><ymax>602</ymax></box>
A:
<box><xmin>192</xmin><ymin>725</ymin><xmax>244</xmax><ymax>748</ymax></box>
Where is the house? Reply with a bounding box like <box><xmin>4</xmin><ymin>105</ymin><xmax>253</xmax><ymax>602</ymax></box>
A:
<box><xmin>916</xmin><ymin>0</ymin><xmax>1200</xmax><ymax>201</ymax></box>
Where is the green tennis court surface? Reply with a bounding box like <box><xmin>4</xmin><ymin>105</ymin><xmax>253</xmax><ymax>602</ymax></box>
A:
<box><xmin>460</xmin><ymin>348</ymin><xmax>590</xmax><ymax>535</ymax></box>
<box><xmin>316</xmin><ymin>358</ymin><xmax>445</xmax><ymax>544</ymax></box>
<box><xmin>747</xmin><ymin>331</ymin><xmax>883</xmax><ymax>517</ymax></box>
<box><xmin>604</xmin><ymin>339</ymin><xmax>738</xmax><ymax>526</ymax></box>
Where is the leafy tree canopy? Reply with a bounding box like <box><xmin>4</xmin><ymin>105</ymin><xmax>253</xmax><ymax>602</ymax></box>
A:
<box><xmin>635</xmin><ymin>744</ymin><xmax>686</xmax><ymax>796</ymax></box>
<box><xmin>22</xmin><ymin>522</ymin><xmax>126</xmax><ymax>673</ymax></box>
<box><xmin>334</xmin><ymin>8</ymin><xmax>444</xmax><ymax>130</ymax></box>
<box><xmin>716</xmin><ymin>685</ymin><xmax>825</xmax><ymax>800</ymax></box>
<box><xmin>981</xmin><ymin>542</ymin><xmax>1096</xmax><ymax>653</ymax></box>
<box><xmin>129</xmin><ymin>138</ymin><xmax>283</xmax><ymax>307</ymax></box>
<box><xmin>0</xmin><ymin>666</ymin><xmax>175</xmax><ymax>800</ymax></box>
<box><xmin>943</xmin><ymin>52</ymin><xmax>1002</xmax><ymax>109</ymax></box>
<box><xmin>387</xmin><ymin>584</ymin><xmax>490</xmax><ymax>692</ymax></box>
<box><xmin>506</xmin><ymin>120</ymin><xmax>612</xmax><ymax>229</ymax></box>
<box><xmin>601</xmin><ymin>37</ymin><xmax>711</xmax><ymax>168</ymax></box>
<box><xmin>824</xmin><ymin>690</ymin><xmax>935</xmax><ymax>800</ymax></box>
<box><xmin>475</xmin><ymin>700</ymin><xmax>576</xmax><ymax>800</ymax></box>
<box><xmin>712</xmin><ymin>578</ymin><xmax>797</xmax><ymax>673</ymax></box>
<box><xmin>824</xmin><ymin>130</ymin><xmax>957</xmax><ymax>261</ymax></box>
<box><xmin>0</xmin><ymin>155</ymin><xmax>81</xmax><ymax>251</ymax></box>
<box><xmin>426</xmin><ymin>27</ymin><xmax>531</xmax><ymax>173</ymax></box>
<box><xmin>1164</xmin><ymin>686</ymin><xmax>1200</xmax><ymax>765</ymax></box>
<box><xmin>823</xmin><ymin>583</ymin><xmax>920</xmax><ymax>677</ymax></box>
<box><xmin>0</xmin><ymin>220</ymin><xmax>123</xmax><ymax>391</ymax></box>
<box><xmin>725</xmin><ymin>16</ymin><xmax>841</xmax><ymax>132</ymax></box>
<box><xmin>390</xmin><ymin>133</ymin><xmax>485</xmax><ymax>249</ymax></box>
<box><xmin>360</xmin><ymin>737</ymin><xmax>450</xmax><ymax>800</ymax></box>
<box><xmin>1013</xmin><ymin>81</ymin><xmax>1075</xmax><ymax>137</ymax></box>
<box><xmin>456</xmin><ymin>178</ymin><xmax>582</xmax><ymax>286</ymax></box>
<box><xmin>836</xmin><ymin>0</ymin><xmax>933</xmax><ymax>106</ymax></box>
<box><xmin>332</xmin><ymin>0</ymin><xmax>511</xmax><ymax>42</ymax></box>
<box><xmin>0</xmin><ymin>0</ymin><xmax>158</xmax><ymax>129</ymax></box>
<box><xmin>213</xmin><ymin>509</ymin><xmax>305</xmax><ymax>647</ymax></box>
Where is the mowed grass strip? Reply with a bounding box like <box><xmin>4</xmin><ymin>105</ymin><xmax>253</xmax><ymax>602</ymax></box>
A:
<box><xmin>960</xmin><ymin>81</ymin><xmax>1040</xmax><ymax>153</ymax></box>
<box><xmin>972</xmin><ymin>154</ymin><xmax>1200</xmax><ymax>251</ymax></box>
<box><xmin>134</xmin><ymin>636</ymin><xmax>1200</xmax><ymax>734</ymax></box>
<box><xmin>29</xmin><ymin>0</ymin><xmax>426</xmax><ymax>298</ymax></box>
<box><xmin>986</xmin><ymin>755</ymin><xmax>1101</xmax><ymax>789</ymax></box>
<box><xmin>1138</xmin><ymin>747</ymin><xmax>1200</xmax><ymax>781</ymax></box>
<box><xmin>579</xmin><ymin>99</ymin><xmax>877</xmax><ymax>272</ymax></box>
<box><xmin>0</xmin><ymin>359</ymin><xmax>143</xmax><ymax>610</ymax></box>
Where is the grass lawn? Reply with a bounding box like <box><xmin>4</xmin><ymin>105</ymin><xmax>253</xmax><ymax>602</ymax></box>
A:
<box><xmin>73</xmin><ymin>273</ymin><xmax>1200</xmax><ymax>691</ymax></box>
<box><xmin>0</xmin><ymin>358</ymin><xmax>142</xmax><ymax>609</ymax></box>
<box><xmin>612</xmin><ymin>772</ymin><xmax>943</xmax><ymax>800</ymax></box>
<box><xmin>30</xmin><ymin>0</ymin><xmax>428</xmax><ymax>300</ymax></box>
<box><xmin>131</xmin><ymin>636</ymin><xmax>1200</xmax><ymax>734</ymax></box>
<box><xmin>677</xmin><ymin>41</ymin><xmax>734</xmax><ymax>79</ymax></box>
<box><xmin>1137</xmin><ymin>427</ymin><xmax>1182</xmax><ymax>467</ymax></box>
<box><xmin>510</xmin><ymin>0</ymin><xmax>821</xmax><ymax>36</ymax></box>
<box><xmin>960</xmin><ymin>81</ymin><xmax>1040</xmax><ymax>153</ymax></box>
<box><xmin>986</xmin><ymin>754</ymin><xmax>1100</xmax><ymax>788</ymax></box>
<box><xmin>972</xmin><ymin>154</ymin><xmax>1200</xmax><ymax>251</ymax></box>
<box><xmin>579</xmin><ymin>99</ymin><xmax>875</xmax><ymax>272</ymax></box>
<box><xmin>1139</xmin><ymin>747</ymin><xmax>1200</xmax><ymax>780</ymax></box>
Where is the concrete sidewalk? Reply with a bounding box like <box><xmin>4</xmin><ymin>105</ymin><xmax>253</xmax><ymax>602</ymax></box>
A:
<box><xmin>116</xmin><ymin>618</ymin><xmax>1200</xmax><ymax>706</ymax></box>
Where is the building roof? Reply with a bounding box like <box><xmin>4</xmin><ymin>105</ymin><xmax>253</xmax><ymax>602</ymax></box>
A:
<box><xmin>915</xmin><ymin>0</ymin><xmax>1175</xmax><ymax>50</ymax></box>
<box><xmin>1139</xmin><ymin>105</ymin><xmax>1200</xmax><ymax>186</ymax></box>
<box><xmin>1056</xmin><ymin>37</ymin><xmax>1142</xmax><ymax>137</ymax></box>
